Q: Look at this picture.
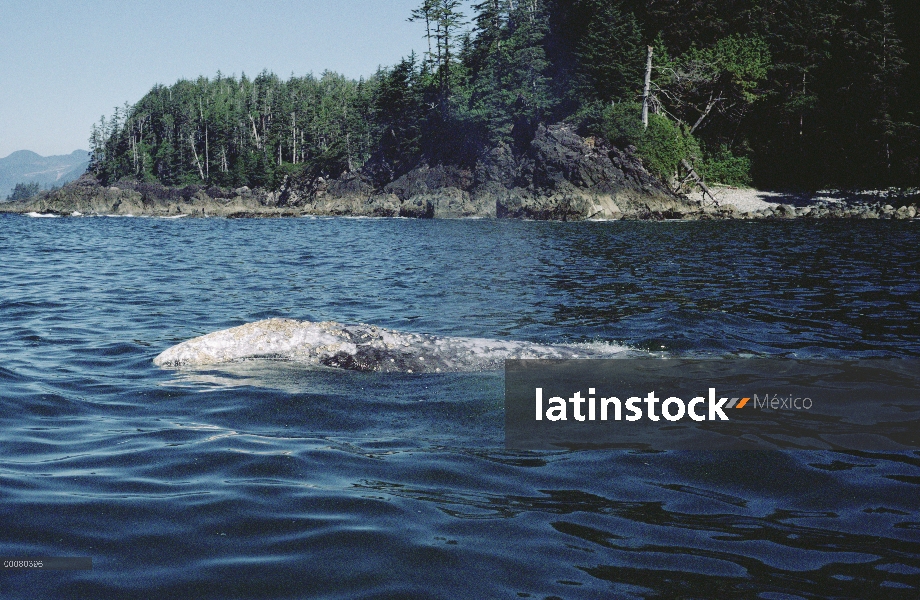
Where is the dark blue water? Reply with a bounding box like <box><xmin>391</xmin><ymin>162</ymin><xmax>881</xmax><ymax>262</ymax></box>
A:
<box><xmin>1</xmin><ymin>214</ymin><xmax>919</xmax><ymax>598</ymax></box>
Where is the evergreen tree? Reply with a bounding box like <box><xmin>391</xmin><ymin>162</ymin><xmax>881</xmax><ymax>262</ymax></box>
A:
<box><xmin>370</xmin><ymin>55</ymin><xmax>425</xmax><ymax>182</ymax></box>
<box><xmin>7</xmin><ymin>182</ymin><xmax>41</xmax><ymax>201</ymax></box>
<box><xmin>468</xmin><ymin>0</ymin><xmax>553</xmax><ymax>145</ymax></box>
<box><xmin>573</xmin><ymin>0</ymin><xmax>643</xmax><ymax>105</ymax></box>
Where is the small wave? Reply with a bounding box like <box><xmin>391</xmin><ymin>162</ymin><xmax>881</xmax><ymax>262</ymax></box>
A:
<box><xmin>154</xmin><ymin>318</ymin><xmax>631</xmax><ymax>373</ymax></box>
<box><xmin>0</xmin><ymin>364</ymin><xmax>26</xmax><ymax>383</ymax></box>
<box><xmin>25</xmin><ymin>212</ymin><xmax>59</xmax><ymax>218</ymax></box>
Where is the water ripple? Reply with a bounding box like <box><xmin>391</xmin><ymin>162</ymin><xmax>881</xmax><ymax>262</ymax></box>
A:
<box><xmin>1</xmin><ymin>215</ymin><xmax>919</xmax><ymax>598</ymax></box>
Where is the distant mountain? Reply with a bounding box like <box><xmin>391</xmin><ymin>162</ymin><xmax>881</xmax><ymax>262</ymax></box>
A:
<box><xmin>0</xmin><ymin>149</ymin><xmax>89</xmax><ymax>200</ymax></box>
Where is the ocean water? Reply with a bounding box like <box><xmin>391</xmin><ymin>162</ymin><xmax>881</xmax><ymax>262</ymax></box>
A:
<box><xmin>1</xmin><ymin>214</ymin><xmax>919</xmax><ymax>598</ymax></box>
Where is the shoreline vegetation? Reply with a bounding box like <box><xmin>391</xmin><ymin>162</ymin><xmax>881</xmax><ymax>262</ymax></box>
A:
<box><xmin>4</xmin><ymin>0</ymin><xmax>919</xmax><ymax>220</ymax></box>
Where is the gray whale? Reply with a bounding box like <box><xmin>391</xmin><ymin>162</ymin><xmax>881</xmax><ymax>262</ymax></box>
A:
<box><xmin>153</xmin><ymin>318</ymin><xmax>627</xmax><ymax>372</ymax></box>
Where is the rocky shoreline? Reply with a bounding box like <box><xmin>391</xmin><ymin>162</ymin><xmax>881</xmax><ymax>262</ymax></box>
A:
<box><xmin>2</xmin><ymin>124</ymin><xmax>917</xmax><ymax>221</ymax></box>
<box><xmin>686</xmin><ymin>186</ymin><xmax>919</xmax><ymax>220</ymax></box>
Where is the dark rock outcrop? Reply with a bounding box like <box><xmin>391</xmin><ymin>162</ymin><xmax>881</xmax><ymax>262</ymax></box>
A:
<box><xmin>274</xmin><ymin>123</ymin><xmax>700</xmax><ymax>220</ymax></box>
<box><xmin>485</xmin><ymin>124</ymin><xmax>701</xmax><ymax>220</ymax></box>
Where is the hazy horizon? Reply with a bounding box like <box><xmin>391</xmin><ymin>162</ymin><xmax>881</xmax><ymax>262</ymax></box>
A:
<box><xmin>0</xmin><ymin>0</ymin><xmax>471</xmax><ymax>158</ymax></box>
<box><xmin>1</xmin><ymin>148</ymin><xmax>88</xmax><ymax>160</ymax></box>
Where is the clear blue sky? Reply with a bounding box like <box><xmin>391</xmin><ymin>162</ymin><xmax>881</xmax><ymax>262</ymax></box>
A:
<box><xmin>0</xmin><ymin>0</ymin><xmax>471</xmax><ymax>158</ymax></box>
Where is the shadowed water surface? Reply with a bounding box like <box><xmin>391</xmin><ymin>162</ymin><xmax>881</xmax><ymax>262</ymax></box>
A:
<box><xmin>1</xmin><ymin>214</ymin><xmax>919</xmax><ymax>598</ymax></box>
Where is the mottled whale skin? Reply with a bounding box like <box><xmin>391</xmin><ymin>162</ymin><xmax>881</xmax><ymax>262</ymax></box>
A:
<box><xmin>153</xmin><ymin>318</ymin><xmax>626</xmax><ymax>373</ymax></box>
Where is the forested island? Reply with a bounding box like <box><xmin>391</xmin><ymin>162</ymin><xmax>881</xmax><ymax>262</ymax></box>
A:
<box><xmin>4</xmin><ymin>0</ymin><xmax>918</xmax><ymax>219</ymax></box>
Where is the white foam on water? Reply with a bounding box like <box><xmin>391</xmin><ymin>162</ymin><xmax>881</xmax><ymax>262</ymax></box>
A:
<box><xmin>71</xmin><ymin>211</ymin><xmax>83</xmax><ymax>216</ymax></box>
<box><xmin>154</xmin><ymin>318</ymin><xmax>632</xmax><ymax>373</ymax></box>
<box><xmin>559</xmin><ymin>340</ymin><xmax>637</xmax><ymax>356</ymax></box>
<box><xmin>25</xmin><ymin>212</ymin><xmax>59</xmax><ymax>218</ymax></box>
